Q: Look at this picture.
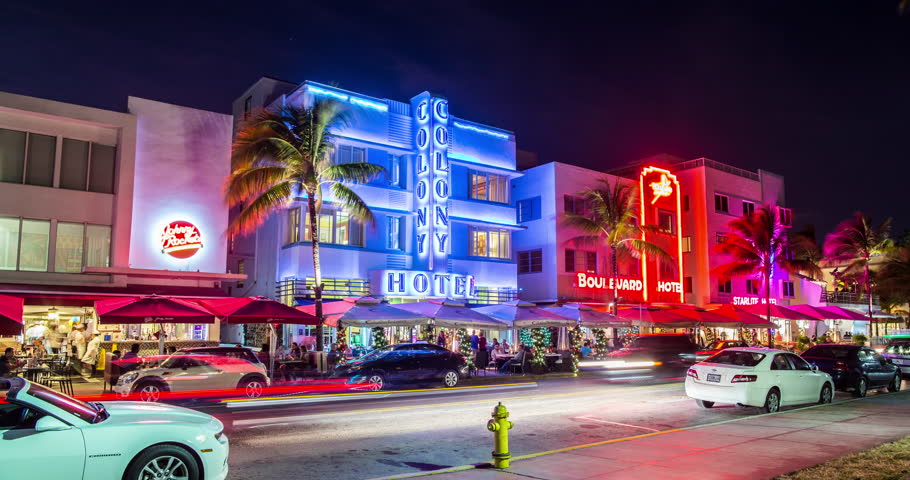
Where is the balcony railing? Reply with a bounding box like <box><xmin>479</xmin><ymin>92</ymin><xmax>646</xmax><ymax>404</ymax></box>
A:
<box><xmin>277</xmin><ymin>277</ymin><xmax>370</xmax><ymax>305</ymax></box>
<box><xmin>823</xmin><ymin>290</ymin><xmax>880</xmax><ymax>307</ymax></box>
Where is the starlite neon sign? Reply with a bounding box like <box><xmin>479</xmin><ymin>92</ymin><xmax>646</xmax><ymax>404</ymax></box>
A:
<box><xmin>160</xmin><ymin>220</ymin><xmax>203</xmax><ymax>259</ymax></box>
<box><xmin>649</xmin><ymin>174</ymin><xmax>673</xmax><ymax>204</ymax></box>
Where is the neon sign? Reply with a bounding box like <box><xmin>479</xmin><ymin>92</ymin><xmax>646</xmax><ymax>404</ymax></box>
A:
<box><xmin>575</xmin><ymin>273</ymin><xmax>643</xmax><ymax>292</ymax></box>
<box><xmin>412</xmin><ymin>94</ymin><xmax>450</xmax><ymax>272</ymax></box>
<box><xmin>649</xmin><ymin>174</ymin><xmax>673</xmax><ymax>204</ymax></box>
<box><xmin>732</xmin><ymin>297</ymin><xmax>778</xmax><ymax>306</ymax></box>
<box><xmin>160</xmin><ymin>220</ymin><xmax>203</xmax><ymax>259</ymax></box>
<box><xmin>376</xmin><ymin>270</ymin><xmax>476</xmax><ymax>299</ymax></box>
<box><xmin>452</xmin><ymin>121</ymin><xmax>510</xmax><ymax>139</ymax></box>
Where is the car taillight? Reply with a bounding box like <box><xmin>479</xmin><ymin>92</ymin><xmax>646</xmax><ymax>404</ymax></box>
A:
<box><xmin>833</xmin><ymin>361</ymin><xmax>848</xmax><ymax>371</ymax></box>
<box><xmin>731</xmin><ymin>375</ymin><xmax>757</xmax><ymax>383</ymax></box>
<box><xmin>687</xmin><ymin>368</ymin><xmax>699</xmax><ymax>380</ymax></box>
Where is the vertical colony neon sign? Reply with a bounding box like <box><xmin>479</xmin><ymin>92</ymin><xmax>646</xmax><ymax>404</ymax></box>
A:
<box><xmin>639</xmin><ymin>166</ymin><xmax>685</xmax><ymax>303</ymax></box>
<box><xmin>413</xmin><ymin>93</ymin><xmax>450</xmax><ymax>277</ymax></box>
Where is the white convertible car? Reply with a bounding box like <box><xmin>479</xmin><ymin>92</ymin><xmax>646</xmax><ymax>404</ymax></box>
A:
<box><xmin>685</xmin><ymin>347</ymin><xmax>835</xmax><ymax>413</ymax></box>
<box><xmin>0</xmin><ymin>377</ymin><xmax>229</xmax><ymax>480</ymax></box>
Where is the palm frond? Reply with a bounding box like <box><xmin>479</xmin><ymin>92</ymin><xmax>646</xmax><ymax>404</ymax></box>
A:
<box><xmin>228</xmin><ymin>181</ymin><xmax>294</xmax><ymax>235</ymax></box>
<box><xmin>561</xmin><ymin>213</ymin><xmax>603</xmax><ymax>236</ymax></box>
<box><xmin>330</xmin><ymin>183</ymin><xmax>375</xmax><ymax>225</ymax></box>
<box><xmin>563</xmin><ymin>235</ymin><xmax>604</xmax><ymax>250</ymax></box>
<box><xmin>321</xmin><ymin>162</ymin><xmax>386</xmax><ymax>183</ymax></box>
<box><xmin>224</xmin><ymin>165</ymin><xmax>291</xmax><ymax>206</ymax></box>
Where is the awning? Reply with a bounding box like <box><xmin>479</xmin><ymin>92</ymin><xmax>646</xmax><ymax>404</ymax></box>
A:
<box><xmin>669</xmin><ymin>308</ymin><xmax>742</xmax><ymax>328</ymax></box>
<box><xmin>735</xmin><ymin>304</ymin><xmax>817</xmax><ymax>320</ymax></box>
<box><xmin>709</xmin><ymin>305</ymin><xmax>777</xmax><ymax>328</ymax></box>
<box><xmin>94</xmin><ymin>295</ymin><xmax>216</xmax><ymax>324</ymax></box>
<box><xmin>473</xmin><ymin>300</ymin><xmax>576</xmax><ymax>328</ymax></box>
<box><xmin>394</xmin><ymin>300</ymin><xmax>509</xmax><ymax>330</ymax></box>
<box><xmin>200</xmin><ymin>296</ymin><xmax>318</xmax><ymax>325</ymax></box>
<box><xmin>616</xmin><ymin>307</ymin><xmax>697</xmax><ymax>328</ymax></box>
<box><xmin>545</xmin><ymin>304</ymin><xmax>629</xmax><ymax>328</ymax></box>
<box><xmin>298</xmin><ymin>297</ymin><xmax>431</xmax><ymax>328</ymax></box>
<box><xmin>0</xmin><ymin>294</ymin><xmax>24</xmax><ymax>335</ymax></box>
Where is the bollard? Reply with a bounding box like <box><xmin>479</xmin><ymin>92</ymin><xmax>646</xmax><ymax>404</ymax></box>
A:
<box><xmin>486</xmin><ymin>402</ymin><xmax>514</xmax><ymax>468</ymax></box>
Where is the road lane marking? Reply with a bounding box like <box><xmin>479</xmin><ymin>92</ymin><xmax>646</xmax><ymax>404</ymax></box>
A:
<box><xmin>573</xmin><ymin>415</ymin><xmax>660</xmax><ymax>432</ymax></box>
<box><xmin>223</xmin><ymin>382</ymin><xmax>538</xmax><ymax>405</ymax></box>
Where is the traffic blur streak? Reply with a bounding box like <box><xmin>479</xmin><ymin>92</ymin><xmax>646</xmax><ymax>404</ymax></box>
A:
<box><xmin>79</xmin><ymin>380</ymin><xmax>370</xmax><ymax>404</ymax></box>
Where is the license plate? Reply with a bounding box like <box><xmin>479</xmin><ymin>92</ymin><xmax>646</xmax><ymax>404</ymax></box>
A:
<box><xmin>894</xmin><ymin>359</ymin><xmax>908</xmax><ymax>366</ymax></box>
<box><xmin>707</xmin><ymin>373</ymin><xmax>721</xmax><ymax>383</ymax></box>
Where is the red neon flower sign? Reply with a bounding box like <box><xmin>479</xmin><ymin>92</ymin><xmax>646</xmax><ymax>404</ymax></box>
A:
<box><xmin>160</xmin><ymin>220</ymin><xmax>203</xmax><ymax>259</ymax></box>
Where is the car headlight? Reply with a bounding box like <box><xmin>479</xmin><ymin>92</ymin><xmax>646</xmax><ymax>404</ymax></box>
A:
<box><xmin>120</xmin><ymin>371</ymin><xmax>140</xmax><ymax>384</ymax></box>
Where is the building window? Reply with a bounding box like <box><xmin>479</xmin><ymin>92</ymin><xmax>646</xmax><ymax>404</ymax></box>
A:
<box><xmin>518</xmin><ymin>249</ymin><xmax>543</xmax><ymax>274</ymax></box>
<box><xmin>718</xmin><ymin>279</ymin><xmax>732</xmax><ymax>294</ymax></box>
<box><xmin>388</xmin><ymin>154</ymin><xmax>402</xmax><ymax>187</ymax></box>
<box><xmin>682</xmin><ymin>195</ymin><xmax>690</xmax><ymax>212</ymax></box>
<box><xmin>742</xmin><ymin>201</ymin><xmax>755</xmax><ymax>216</ymax></box>
<box><xmin>387</xmin><ymin>216</ymin><xmax>403</xmax><ymax>250</ymax></box>
<box><xmin>237</xmin><ymin>259</ymin><xmax>246</xmax><ymax>288</ymax></box>
<box><xmin>779</xmin><ymin>207</ymin><xmax>792</xmax><ymax>226</ymax></box>
<box><xmin>714</xmin><ymin>194</ymin><xmax>729</xmax><ymax>214</ymax></box>
<box><xmin>25</xmin><ymin>133</ymin><xmax>56</xmax><ymax>187</ymax></box>
<box><xmin>516</xmin><ymin>197</ymin><xmax>541</xmax><ymax>222</ymax></box>
<box><xmin>88</xmin><ymin>143</ymin><xmax>116</xmax><ymax>194</ymax></box>
<box><xmin>19</xmin><ymin>219</ymin><xmax>50</xmax><ymax>272</ymax></box>
<box><xmin>55</xmin><ymin>222</ymin><xmax>85</xmax><ymax>273</ymax></box>
<box><xmin>564</xmin><ymin>195</ymin><xmax>588</xmax><ymax>216</ymax></box>
<box><xmin>746</xmin><ymin>279</ymin><xmax>760</xmax><ymax>295</ymax></box>
<box><xmin>684</xmin><ymin>276</ymin><xmax>693</xmax><ymax>293</ymax></box>
<box><xmin>658</xmin><ymin>210</ymin><xmax>675</xmax><ymax>233</ymax></box>
<box><xmin>303</xmin><ymin>209</ymin><xmax>363</xmax><ymax>246</ymax></box>
<box><xmin>61</xmin><ymin>139</ymin><xmax>89</xmax><ymax>191</ymax></box>
<box><xmin>287</xmin><ymin>208</ymin><xmax>300</xmax><ymax>245</ymax></box>
<box><xmin>682</xmin><ymin>236</ymin><xmax>692</xmax><ymax>253</ymax></box>
<box><xmin>470</xmin><ymin>227</ymin><xmax>510</xmax><ymax>259</ymax></box>
<box><xmin>337</xmin><ymin>145</ymin><xmax>366</xmax><ymax>164</ymax></box>
<box><xmin>469</xmin><ymin>171</ymin><xmax>509</xmax><ymax>203</ymax></box>
<box><xmin>0</xmin><ymin>128</ymin><xmax>27</xmax><ymax>184</ymax></box>
<box><xmin>783</xmin><ymin>281</ymin><xmax>795</xmax><ymax>297</ymax></box>
<box><xmin>565</xmin><ymin>249</ymin><xmax>596</xmax><ymax>273</ymax></box>
<box><xmin>0</xmin><ymin>217</ymin><xmax>20</xmax><ymax>270</ymax></box>
<box><xmin>84</xmin><ymin>224</ymin><xmax>111</xmax><ymax>268</ymax></box>
<box><xmin>243</xmin><ymin>96</ymin><xmax>252</xmax><ymax>120</ymax></box>
<box><xmin>716</xmin><ymin>233</ymin><xmax>728</xmax><ymax>244</ymax></box>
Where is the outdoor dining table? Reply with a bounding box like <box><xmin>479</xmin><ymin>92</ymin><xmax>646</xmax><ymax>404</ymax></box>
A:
<box><xmin>21</xmin><ymin>365</ymin><xmax>49</xmax><ymax>382</ymax></box>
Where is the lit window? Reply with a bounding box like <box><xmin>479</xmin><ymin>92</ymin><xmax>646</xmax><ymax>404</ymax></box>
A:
<box><xmin>337</xmin><ymin>145</ymin><xmax>366</xmax><ymax>164</ymax></box>
<box><xmin>682</xmin><ymin>236</ymin><xmax>692</xmax><ymax>253</ymax></box>
<box><xmin>518</xmin><ymin>249</ymin><xmax>542</xmax><ymax>274</ymax></box>
<box><xmin>303</xmin><ymin>209</ymin><xmax>362</xmax><ymax>246</ymax></box>
<box><xmin>55</xmin><ymin>222</ymin><xmax>84</xmax><ymax>273</ymax></box>
<box><xmin>779</xmin><ymin>207</ymin><xmax>792</xmax><ymax>226</ymax></box>
<box><xmin>237</xmin><ymin>259</ymin><xmax>245</xmax><ymax>288</ymax></box>
<box><xmin>287</xmin><ymin>208</ymin><xmax>300</xmax><ymax>245</ymax></box>
<box><xmin>470</xmin><ymin>227</ymin><xmax>510</xmax><ymax>259</ymax></box>
<box><xmin>387</xmin><ymin>216</ymin><xmax>403</xmax><ymax>250</ymax></box>
<box><xmin>714</xmin><ymin>194</ymin><xmax>729</xmax><ymax>213</ymax></box>
<box><xmin>0</xmin><ymin>217</ymin><xmax>20</xmax><ymax>270</ymax></box>
<box><xmin>470</xmin><ymin>171</ymin><xmax>509</xmax><ymax>203</ymax></box>
<box><xmin>19</xmin><ymin>219</ymin><xmax>50</xmax><ymax>272</ymax></box>
<box><xmin>742</xmin><ymin>201</ymin><xmax>755</xmax><ymax>216</ymax></box>
<box><xmin>718</xmin><ymin>279</ymin><xmax>732</xmax><ymax>294</ymax></box>
<box><xmin>783</xmin><ymin>281</ymin><xmax>795</xmax><ymax>297</ymax></box>
<box><xmin>658</xmin><ymin>210</ymin><xmax>675</xmax><ymax>233</ymax></box>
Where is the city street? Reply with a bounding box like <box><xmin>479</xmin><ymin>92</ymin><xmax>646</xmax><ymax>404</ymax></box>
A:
<box><xmin>202</xmin><ymin>371</ymin><xmax>895</xmax><ymax>480</ymax></box>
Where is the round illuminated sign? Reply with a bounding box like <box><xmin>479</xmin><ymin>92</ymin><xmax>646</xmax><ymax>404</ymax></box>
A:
<box><xmin>160</xmin><ymin>220</ymin><xmax>203</xmax><ymax>259</ymax></box>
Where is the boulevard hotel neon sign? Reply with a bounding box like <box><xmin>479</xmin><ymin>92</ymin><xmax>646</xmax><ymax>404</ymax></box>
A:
<box><xmin>575</xmin><ymin>166</ymin><xmax>684</xmax><ymax>303</ymax></box>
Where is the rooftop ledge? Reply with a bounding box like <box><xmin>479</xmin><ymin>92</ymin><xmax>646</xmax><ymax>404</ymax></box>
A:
<box><xmin>83</xmin><ymin>266</ymin><xmax>247</xmax><ymax>281</ymax></box>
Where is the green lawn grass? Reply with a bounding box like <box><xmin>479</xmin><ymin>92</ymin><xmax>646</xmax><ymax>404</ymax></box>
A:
<box><xmin>776</xmin><ymin>436</ymin><xmax>910</xmax><ymax>480</ymax></box>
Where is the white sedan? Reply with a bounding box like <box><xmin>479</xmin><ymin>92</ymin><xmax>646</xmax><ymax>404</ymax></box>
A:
<box><xmin>685</xmin><ymin>347</ymin><xmax>834</xmax><ymax>413</ymax></box>
<box><xmin>0</xmin><ymin>377</ymin><xmax>229</xmax><ymax>480</ymax></box>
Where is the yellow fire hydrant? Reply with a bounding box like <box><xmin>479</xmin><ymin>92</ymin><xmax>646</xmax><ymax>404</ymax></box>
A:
<box><xmin>486</xmin><ymin>402</ymin><xmax>513</xmax><ymax>468</ymax></box>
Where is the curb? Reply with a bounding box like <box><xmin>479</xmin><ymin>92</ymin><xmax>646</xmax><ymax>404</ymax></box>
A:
<box><xmin>369</xmin><ymin>389</ymin><xmax>910</xmax><ymax>480</ymax></box>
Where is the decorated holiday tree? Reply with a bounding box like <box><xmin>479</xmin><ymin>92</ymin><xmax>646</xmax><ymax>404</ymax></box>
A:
<box><xmin>530</xmin><ymin>328</ymin><xmax>548</xmax><ymax>371</ymax></box>
<box><xmin>593</xmin><ymin>329</ymin><xmax>609</xmax><ymax>356</ymax></box>
<box><xmin>372</xmin><ymin>327</ymin><xmax>388</xmax><ymax>349</ymax></box>
<box><xmin>568</xmin><ymin>326</ymin><xmax>583</xmax><ymax>374</ymax></box>
<box><xmin>457</xmin><ymin>328</ymin><xmax>473</xmax><ymax>368</ymax></box>
<box><xmin>335</xmin><ymin>327</ymin><xmax>348</xmax><ymax>364</ymax></box>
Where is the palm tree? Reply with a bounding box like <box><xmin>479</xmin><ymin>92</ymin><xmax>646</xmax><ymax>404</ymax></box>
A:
<box><xmin>226</xmin><ymin>100</ymin><xmax>384</xmax><ymax>351</ymax></box>
<box><xmin>562</xmin><ymin>178</ymin><xmax>671</xmax><ymax>315</ymax></box>
<box><xmin>713</xmin><ymin>205</ymin><xmax>816</xmax><ymax>347</ymax></box>
<box><xmin>876</xmin><ymin>245</ymin><xmax>910</xmax><ymax>329</ymax></box>
<box><xmin>787</xmin><ymin>227</ymin><xmax>824</xmax><ymax>281</ymax></box>
<box><xmin>823</xmin><ymin>213</ymin><xmax>892</xmax><ymax>337</ymax></box>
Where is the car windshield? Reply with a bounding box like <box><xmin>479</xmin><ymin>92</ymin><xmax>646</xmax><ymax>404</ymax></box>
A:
<box><xmin>355</xmin><ymin>346</ymin><xmax>395</xmax><ymax>361</ymax></box>
<box><xmin>704</xmin><ymin>350</ymin><xmax>766</xmax><ymax>367</ymax></box>
<box><xmin>886</xmin><ymin>341</ymin><xmax>910</xmax><ymax>355</ymax></box>
<box><xmin>705</xmin><ymin>341</ymin><xmax>728</xmax><ymax>350</ymax></box>
<box><xmin>22</xmin><ymin>382</ymin><xmax>99</xmax><ymax>424</ymax></box>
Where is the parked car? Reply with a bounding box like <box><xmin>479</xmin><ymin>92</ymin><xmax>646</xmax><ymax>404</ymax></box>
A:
<box><xmin>176</xmin><ymin>346</ymin><xmax>264</xmax><ymax>366</ymax></box>
<box><xmin>606</xmin><ymin>333</ymin><xmax>698</xmax><ymax>370</ymax></box>
<box><xmin>114</xmin><ymin>354</ymin><xmax>269</xmax><ymax>401</ymax></box>
<box><xmin>882</xmin><ymin>337</ymin><xmax>910</xmax><ymax>378</ymax></box>
<box><xmin>329</xmin><ymin>343</ymin><xmax>469</xmax><ymax>391</ymax></box>
<box><xmin>801</xmin><ymin>344</ymin><xmax>901</xmax><ymax>397</ymax></box>
<box><xmin>696</xmin><ymin>340</ymin><xmax>749</xmax><ymax>362</ymax></box>
<box><xmin>685</xmin><ymin>348</ymin><xmax>834</xmax><ymax>413</ymax></box>
<box><xmin>0</xmin><ymin>377</ymin><xmax>229</xmax><ymax>480</ymax></box>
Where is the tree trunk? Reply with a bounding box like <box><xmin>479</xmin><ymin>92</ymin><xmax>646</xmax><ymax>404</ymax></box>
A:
<box><xmin>765</xmin><ymin>269</ymin><xmax>773</xmax><ymax>348</ymax></box>
<box><xmin>865</xmin><ymin>262</ymin><xmax>875</xmax><ymax>338</ymax></box>
<box><xmin>308</xmin><ymin>194</ymin><xmax>325</xmax><ymax>352</ymax></box>
<box><xmin>610</xmin><ymin>246</ymin><xmax>619</xmax><ymax>341</ymax></box>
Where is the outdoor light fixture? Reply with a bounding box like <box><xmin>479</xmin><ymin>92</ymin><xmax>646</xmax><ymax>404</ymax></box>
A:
<box><xmin>47</xmin><ymin>307</ymin><xmax>58</xmax><ymax>320</ymax></box>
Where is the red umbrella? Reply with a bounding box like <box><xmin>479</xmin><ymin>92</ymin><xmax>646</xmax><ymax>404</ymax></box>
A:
<box><xmin>94</xmin><ymin>295</ymin><xmax>216</xmax><ymax>324</ymax></box>
<box><xmin>201</xmin><ymin>296</ymin><xmax>318</xmax><ymax>325</ymax></box>
<box><xmin>669</xmin><ymin>308</ymin><xmax>742</xmax><ymax>328</ymax></box>
<box><xmin>736</xmin><ymin>303</ymin><xmax>816</xmax><ymax>320</ymax></box>
<box><xmin>709</xmin><ymin>305</ymin><xmax>777</xmax><ymax>328</ymax></box>
<box><xmin>616</xmin><ymin>307</ymin><xmax>697</xmax><ymax>328</ymax></box>
<box><xmin>816</xmin><ymin>305</ymin><xmax>871</xmax><ymax>321</ymax></box>
<box><xmin>297</xmin><ymin>297</ymin><xmax>366</xmax><ymax>328</ymax></box>
<box><xmin>0</xmin><ymin>294</ymin><xmax>24</xmax><ymax>336</ymax></box>
<box><xmin>788</xmin><ymin>304</ymin><xmax>839</xmax><ymax>320</ymax></box>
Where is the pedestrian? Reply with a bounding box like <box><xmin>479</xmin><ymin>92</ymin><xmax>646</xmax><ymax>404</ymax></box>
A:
<box><xmin>436</xmin><ymin>330</ymin><xmax>446</xmax><ymax>347</ymax></box>
<box><xmin>46</xmin><ymin>323</ymin><xmax>62</xmax><ymax>354</ymax></box>
<box><xmin>122</xmin><ymin>343</ymin><xmax>140</xmax><ymax>360</ymax></box>
<box><xmin>470</xmin><ymin>330</ymin><xmax>479</xmax><ymax>356</ymax></box>
<box><xmin>478</xmin><ymin>332</ymin><xmax>487</xmax><ymax>351</ymax></box>
<box><xmin>81</xmin><ymin>333</ymin><xmax>103</xmax><ymax>376</ymax></box>
<box><xmin>69</xmin><ymin>323</ymin><xmax>87</xmax><ymax>362</ymax></box>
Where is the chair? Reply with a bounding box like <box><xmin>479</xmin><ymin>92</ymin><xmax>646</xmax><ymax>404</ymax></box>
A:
<box><xmin>474</xmin><ymin>350</ymin><xmax>491</xmax><ymax>376</ymax></box>
<box><xmin>44</xmin><ymin>363</ymin><xmax>74</xmax><ymax>396</ymax></box>
<box><xmin>104</xmin><ymin>360</ymin><xmax>122</xmax><ymax>393</ymax></box>
<box><xmin>509</xmin><ymin>354</ymin><xmax>528</xmax><ymax>375</ymax></box>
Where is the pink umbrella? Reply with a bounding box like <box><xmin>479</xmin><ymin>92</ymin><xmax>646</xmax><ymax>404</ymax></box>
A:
<box><xmin>201</xmin><ymin>296</ymin><xmax>318</xmax><ymax>325</ymax></box>
<box><xmin>94</xmin><ymin>295</ymin><xmax>216</xmax><ymax>324</ymax></box>
<box><xmin>710</xmin><ymin>305</ymin><xmax>778</xmax><ymax>328</ymax></box>
<box><xmin>669</xmin><ymin>308</ymin><xmax>742</xmax><ymax>328</ymax></box>
<box><xmin>735</xmin><ymin>303</ymin><xmax>817</xmax><ymax>320</ymax></box>
<box><xmin>0</xmin><ymin>294</ymin><xmax>24</xmax><ymax>336</ymax></box>
<box><xmin>816</xmin><ymin>305</ymin><xmax>871</xmax><ymax>321</ymax></box>
<box><xmin>616</xmin><ymin>307</ymin><xmax>697</xmax><ymax>328</ymax></box>
<box><xmin>788</xmin><ymin>304</ymin><xmax>839</xmax><ymax>320</ymax></box>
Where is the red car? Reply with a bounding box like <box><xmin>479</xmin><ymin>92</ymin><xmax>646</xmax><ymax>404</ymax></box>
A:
<box><xmin>696</xmin><ymin>340</ymin><xmax>748</xmax><ymax>361</ymax></box>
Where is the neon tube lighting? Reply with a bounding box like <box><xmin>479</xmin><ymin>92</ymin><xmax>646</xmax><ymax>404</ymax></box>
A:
<box><xmin>350</xmin><ymin>97</ymin><xmax>389</xmax><ymax>111</ymax></box>
<box><xmin>452</xmin><ymin>121</ymin><xmax>510</xmax><ymax>139</ymax></box>
<box><xmin>308</xmin><ymin>86</ymin><xmax>349</xmax><ymax>101</ymax></box>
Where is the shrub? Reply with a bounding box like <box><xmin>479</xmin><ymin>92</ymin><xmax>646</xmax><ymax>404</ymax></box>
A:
<box><xmin>853</xmin><ymin>334</ymin><xmax>868</xmax><ymax>346</ymax></box>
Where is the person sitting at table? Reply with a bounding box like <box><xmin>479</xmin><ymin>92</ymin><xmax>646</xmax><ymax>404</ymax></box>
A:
<box><xmin>580</xmin><ymin>341</ymin><xmax>593</xmax><ymax>358</ymax></box>
<box><xmin>500</xmin><ymin>345</ymin><xmax>526</xmax><ymax>374</ymax></box>
<box><xmin>122</xmin><ymin>343</ymin><xmax>140</xmax><ymax>360</ymax></box>
<box><xmin>257</xmin><ymin>343</ymin><xmax>271</xmax><ymax>365</ymax></box>
<box><xmin>290</xmin><ymin>342</ymin><xmax>302</xmax><ymax>360</ymax></box>
<box><xmin>0</xmin><ymin>347</ymin><xmax>18</xmax><ymax>377</ymax></box>
<box><xmin>501</xmin><ymin>339</ymin><xmax>511</xmax><ymax>354</ymax></box>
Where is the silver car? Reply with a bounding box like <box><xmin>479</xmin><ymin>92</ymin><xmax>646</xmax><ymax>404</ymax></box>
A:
<box><xmin>114</xmin><ymin>354</ymin><xmax>269</xmax><ymax>401</ymax></box>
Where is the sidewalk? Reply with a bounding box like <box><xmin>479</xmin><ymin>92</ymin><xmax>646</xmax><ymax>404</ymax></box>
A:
<box><xmin>380</xmin><ymin>390</ymin><xmax>910</xmax><ymax>480</ymax></box>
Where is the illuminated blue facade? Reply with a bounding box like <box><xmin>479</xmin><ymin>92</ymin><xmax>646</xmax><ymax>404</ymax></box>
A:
<box><xmin>231</xmin><ymin>79</ymin><xmax>521</xmax><ymax>306</ymax></box>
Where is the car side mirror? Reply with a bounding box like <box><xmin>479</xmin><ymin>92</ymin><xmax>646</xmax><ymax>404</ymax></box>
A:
<box><xmin>35</xmin><ymin>415</ymin><xmax>70</xmax><ymax>432</ymax></box>
<box><xmin>811</xmin><ymin>364</ymin><xmax>818</xmax><ymax>372</ymax></box>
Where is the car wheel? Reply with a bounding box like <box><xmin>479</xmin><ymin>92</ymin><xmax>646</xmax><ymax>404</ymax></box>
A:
<box><xmin>853</xmin><ymin>377</ymin><xmax>868</xmax><ymax>398</ymax></box>
<box><xmin>239</xmin><ymin>377</ymin><xmax>266</xmax><ymax>398</ymax></box>
<box><xmin>695</xmin><ymin>399</ymin><xmax>714</xmax><ymax>409</ymax></box>
<box><xmin>367</xmin><ymin>373</ymin><xmax>385</xmax><ymax>391</ymax></box>
<box><xmin>759</xmin><ymin>388</ymin><xmax>781</xmax><ymax>414</ymax></box>
<box><xmin>126</xmin><ymin>444</ymin><xmax>199</xmax><ymax>480</ymax></box>
<box><xmin>442</xmin><ymin>370</ymin><xmax>459</xmax><ymax>388</ymax></box>
<box><xmin>888</xmin><ymin>373</ymin><xmax>901</xmax><ymax>393</ymax></box>
<box><xmin>134</xmin><ymin>381</ymin><xmax>166</xmax><ymax>402</ymax></box>
<box><xmin>818</xmin><ymin>383</ymin><xmax>833</xmax><ymax>404</ymax></box>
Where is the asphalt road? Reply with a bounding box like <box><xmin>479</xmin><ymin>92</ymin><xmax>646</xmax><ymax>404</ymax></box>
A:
<box><xmin>202</xmin><ymin>370</ymin><xmax>899</xmax><ymax>480</ymax></box>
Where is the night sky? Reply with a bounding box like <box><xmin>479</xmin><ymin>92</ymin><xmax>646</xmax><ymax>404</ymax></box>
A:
<box><xmin>2</xmin><ymin>1</ymin><xmax>908</xmax><ymax>238</ymax></box>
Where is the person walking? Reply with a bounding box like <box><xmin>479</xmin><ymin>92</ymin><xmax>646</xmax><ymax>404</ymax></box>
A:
<box><xmin>436</xmin><ymin>330</ymin><xmax>447</xmax><ymax>347</ymax></box>
<box><xmin>69</xmin><ymin>324</ymin><xmax>87</xmax><ymax>363</ymax></box>
<box><xmin>478</xmin><ymin>332</ymin><xmax>488</xmax><ymax>352</ymax></box>
<box><xmin>81</xmin><ymin>332</ymin><xmax>103</xmax><ymax>376</ymax></box>
<box><xmin>470</xmin><ymin>330</ymin><xmax>479</xmax><ymax>357</ymax></box>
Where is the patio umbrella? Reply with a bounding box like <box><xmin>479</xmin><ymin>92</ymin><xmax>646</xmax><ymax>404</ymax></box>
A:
<box><xmin>735</xmin><ymin>304</ymin><xmax>817</xmax><ymax>320</ymax></box>
<box><xmin>787</xmin><ymin>304</ymin><xmax>836</xmax><ymax>320</ymax></box>
<box><xmin>473</xmin><ymin>300</ymin><xmax>575</xmax><ymax>328</ymax></box>
<box><xmin>615</xmin><ymin>306</ymin><xmax>697</xmax><ymax>328</ymax></box>
<box><xmin>299</xmin><ymin>297</ymin><xmax>431</xmax><ymax>329</ymax></box>
<box><xmin>668</xmin><ymin>308</ymin><xmax>742</xmax><ymax>328</ymax></box>
<box><xmin>709</xmin><ymin>305</ymin><xmax>778</xmax><ymax>328</ymax></box>
<box><xmin>815</xmin><ymin>305</ymin><xmax>871</xmax><ymax>321</ymax></box>
<box><xmin>0</xmin><ymin>294</ymin><xmax>24</xmax><ymax>336</ymax></box>
<box><xmin>545</xmin><ymin>304</ymin><xmax>630</xmax><ymax>328</ymax></box>
<box><xmin>201</xmin><ymin>296</ymin><xmax>318</xmax><ymax>325</ymax></box>
<box><xmin>94</xmin><ymin>295</ymin><xmax>217</xmax><ymax>354</ymax></box>
<box><xmin>394</xmin><ymin>300</ymin><xmax>509</xmax><ymax>330</ymax></box>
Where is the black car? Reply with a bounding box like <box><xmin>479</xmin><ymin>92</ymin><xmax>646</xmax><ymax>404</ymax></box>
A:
<box><xmin>330</xmin><ymin>343</ymin><xmax>469</xmax><ymax>391</ymax></box>
<box><xmin>607</xmin><ymin>334</ymin><xmax>698</xmax><ymax>369</ymax></box>
<box><xmin>801</xmin><ymin>344</ymin><xmax>902</xmax><ymax>397</ymax></box>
